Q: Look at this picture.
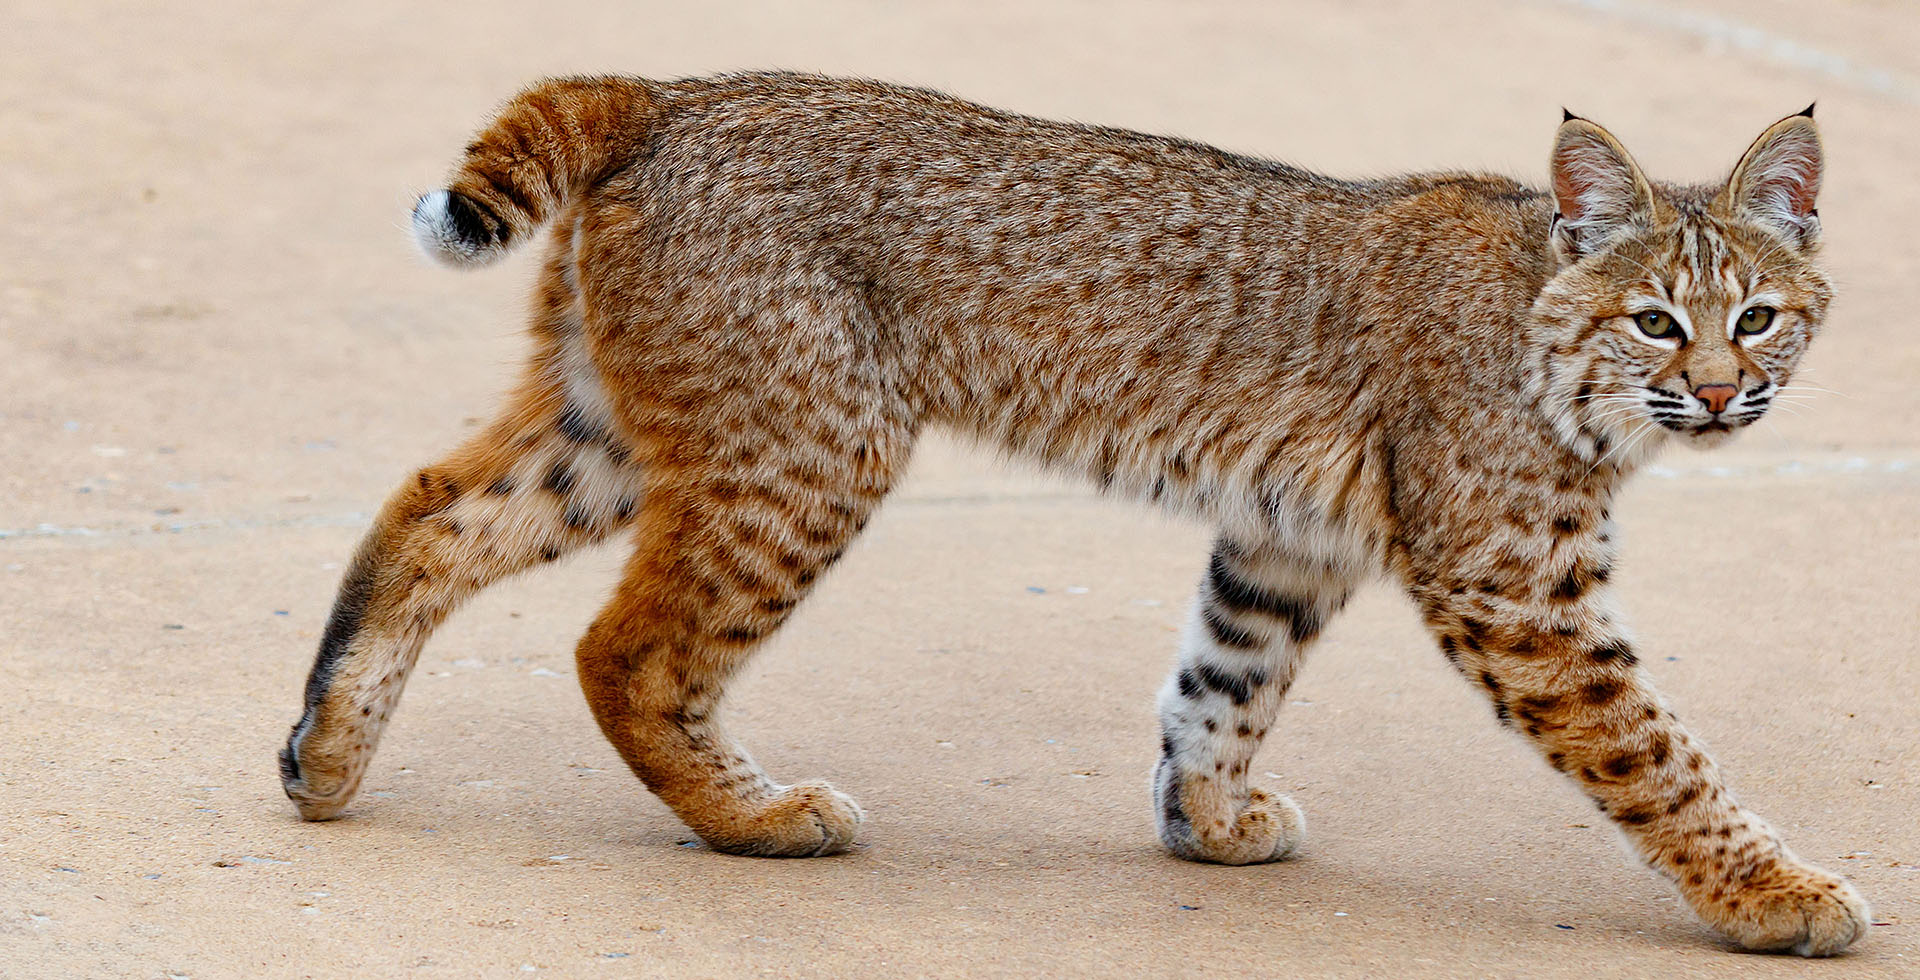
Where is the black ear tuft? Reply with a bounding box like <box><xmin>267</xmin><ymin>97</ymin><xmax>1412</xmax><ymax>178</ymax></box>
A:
<box><xmin>1562</xmin><ymin>107</ymin><xmax>1578</xmax><ymax>123</ymax></box>
<box><xmin>1796</xmin><ymin>102</ymin><xmax>1816</xmax><ymax>118</ymax></box>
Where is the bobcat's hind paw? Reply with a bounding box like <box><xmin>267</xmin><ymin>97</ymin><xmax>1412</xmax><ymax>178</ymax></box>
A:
<box><xmin>698</xmin><ymin>781</ymin><xmax>865</xmax><ymax>858</ymax></box>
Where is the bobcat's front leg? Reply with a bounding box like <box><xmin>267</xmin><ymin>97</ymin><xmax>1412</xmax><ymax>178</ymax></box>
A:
<box><xmin>1411</xmin><ymin>520</ymin><xmax>1868</xmax><ymax>955</ymax></box>
<box><xmin>1154</xmin><ymin>537</ymin><xmax>1355</xmax><ymax>865</ymax></box>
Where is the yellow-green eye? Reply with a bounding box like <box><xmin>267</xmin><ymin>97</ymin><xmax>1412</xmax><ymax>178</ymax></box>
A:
<box><xmin>1736</xmin><ymin>306</ymin><xmax>1776</xmax><ymax>336</ymax></box>
<box><xmin>1634</xmin><ymin>309</ymin><xmax>1682</xmax><ymax>340</ymax></box>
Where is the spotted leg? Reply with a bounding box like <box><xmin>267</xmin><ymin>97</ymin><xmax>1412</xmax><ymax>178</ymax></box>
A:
<box><xmin>1409</xmin><ymin>505</ymin><xmax>1869</xmax><ymax>955</ymax></box>
<box><xmin>1154</xmin><ymin>537</ymin><xmax>1355</xmax><ymax>865</ymax></box>
<box><xmin>279</xmin><ymin>373</ymin><xmax>643</xmax><ymax>819</ymax></box>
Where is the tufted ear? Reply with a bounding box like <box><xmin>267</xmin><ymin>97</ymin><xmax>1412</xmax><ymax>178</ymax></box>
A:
<box><xmin>1549</xmin><ymin>113</ymin><xmax>1657</xmax><ymax>265</ymax></box>
<box><xmin>1717</xmin><ymin>107</ymin><xmax>1823</xmax><ymax>247</ymax></box>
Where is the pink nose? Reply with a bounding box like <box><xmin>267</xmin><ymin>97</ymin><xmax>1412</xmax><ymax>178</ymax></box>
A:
<box><xmin>1694</xmin><ymin>384</ymin><xmax>1737</xmax><ymax>414</ymax></box>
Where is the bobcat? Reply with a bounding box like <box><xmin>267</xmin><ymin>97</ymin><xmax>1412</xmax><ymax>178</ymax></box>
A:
<box><xmin>279</xmin><ymin>72</ymin><xmax>1865</xmax><ymax>954</ymax></box>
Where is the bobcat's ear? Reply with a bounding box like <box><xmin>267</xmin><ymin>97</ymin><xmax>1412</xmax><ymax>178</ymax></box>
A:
<box><xmin>1549</xmin><ymin>115</ymin><xmax>1657</xmax><ymax>265</ymax></box>
<box><xmin>1717</xmin><ymin>108</ymin><xmax>1823</xmax><ymax>248</ymax></box>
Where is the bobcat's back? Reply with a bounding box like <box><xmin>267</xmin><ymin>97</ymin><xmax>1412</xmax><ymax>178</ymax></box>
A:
<box><xmin>421</xmin><ymin>72</ymin><xmax>1560</xmax><ymax>566</ymax></box>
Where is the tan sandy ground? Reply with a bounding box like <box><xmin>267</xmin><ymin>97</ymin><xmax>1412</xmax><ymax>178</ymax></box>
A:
<box><xmin>3</xmin><ymin>2</ymin><xmax>1917</xmax><ymax>977</ymax></box>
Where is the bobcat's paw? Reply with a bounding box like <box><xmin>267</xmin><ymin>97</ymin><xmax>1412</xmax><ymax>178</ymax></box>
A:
<box><xmin>278</xmin><ymin>739</ymin><xmax>362</xmax><ymax>822</ymax></box>
<box><xmin>700</xmin><ymin>781</ymin><xmax>865</xmax><ymax>858</ymax></box>
<box><xmin>1158</xmin><ymin>759</ymin><xmax>1305</xmax><ymax>865</ymax></box>
<box><xmin>1693</xmin><ymin>858</ymin><xmax>1868</xmax><ymax>956</ymax></box>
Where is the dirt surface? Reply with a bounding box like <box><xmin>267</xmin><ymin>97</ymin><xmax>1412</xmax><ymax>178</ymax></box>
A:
<box><xmin>3</xmin><ymin>2</ymin><xmax>1917</xmax><ymax>977</ymax></box>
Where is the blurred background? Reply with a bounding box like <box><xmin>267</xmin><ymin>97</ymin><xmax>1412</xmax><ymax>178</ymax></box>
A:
<box><xmin>3</xmin><ymin>3</ymin><xmax>1916</xmax><ymax>977</ymax></box>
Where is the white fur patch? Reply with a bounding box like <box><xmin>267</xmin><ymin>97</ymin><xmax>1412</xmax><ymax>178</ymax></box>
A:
<box><xmin>410</xmin><ymin>189</ymin><xmax>499</xmax><ymax>269</ymax></box>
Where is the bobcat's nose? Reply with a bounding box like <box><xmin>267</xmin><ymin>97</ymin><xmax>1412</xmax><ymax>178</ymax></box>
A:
<box><xmin>1693</xmin><ymin>384</ymin><xmax>1738</xmax><ymax>414</ymax></box>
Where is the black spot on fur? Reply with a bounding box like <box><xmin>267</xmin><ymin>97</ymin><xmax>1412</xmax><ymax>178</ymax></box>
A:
<box><xmin>1552</xmin><ymin>568</ymin><xmax>1587</xmax><ymax>601</ymax></box>
<box><xmin>1666</xmin><ymin>784</ymin><xmax>1701</xmax><ymax>814</ymax></box>
<box><xmin>1460</xmin><ymin>618</ymin><xmax>1488</xmax><ymax>651</ymax></box>
<box><xmin>1581</xmin><ymin>679</ymin><xmax>1624</xmax><ymax>705</ymax></box>
<box><xmin>563</xmin><ymin>506</ymin><xmax>591</xmax><ymax>530</ymax></box>
<box><xmin>1205</xmin><ymin>551</ymin><xmax>1322</xmax><ymax>642</ymax></box>
<box><xmin>1176</xmin><ymin>669</ymin><xmax>1201</xmax><ymax>699</ymax></box>
<box><xmin>543</xmin><ymin>461</ymin><xmax>574</xmax><ymax>496</ymax></box>
<box><xmin>486</xmin><ymin>476</ymin><xmax>514</xmax><ymax>496</ymax></box>
<box><xmin>1603</xmin><ymin>753</ymin><xmax>1639</xmax><ymax>778</ymax></box>
<box><xmin>1202</xmin><ymin>607</ymin><xmax>1264</xmax><ymax>650</ymax></box>
<box><xmin>1159</xmin><ymin>763</ymin><xmax>1190</xmax><ymax>830</ymax></box>
<box><xmin>558</xmin><ymin>403</ymin><xmax>604</xmax><ymax>445</ymax></box>
<box><xmin>1195</xmin><ymin>662</ymin><xmax>1258</xmax><ymax>705</ymax></box>
<box><xmin>1589</xmin><ymin>642</ymin><xmax>1635</xmax><ymax>665</ymax></box>
<box><xmin>1552</xmin><ymin>515</ymin><xmax>1581</xmax><ymax>535</ymax></box>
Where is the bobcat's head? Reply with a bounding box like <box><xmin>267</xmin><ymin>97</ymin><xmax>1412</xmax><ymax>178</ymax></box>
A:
<box><xmin>1530</xmin><ymin>109</ymin><xmax>1829</xmax><ymax>463</ymax></box>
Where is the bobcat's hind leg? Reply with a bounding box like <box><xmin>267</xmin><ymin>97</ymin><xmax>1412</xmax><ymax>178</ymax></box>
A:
<box><xmin>1155</xmin><ymin>537</ymin><xmax>1356</xmax><ymax>865</ymax></box>
<box><xmin>280</xmin><ymin>378</ymin><xmax>643</xmax><ymax>820</ymax></box>
<box><xmin>573</xmin><ymin>413</ymin><xmax>910</xmax><ymax>857</ymax></box>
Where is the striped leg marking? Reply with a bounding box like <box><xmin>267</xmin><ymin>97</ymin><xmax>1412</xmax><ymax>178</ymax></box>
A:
<box><xmin>280</xmin><ymin>385</ymin><xmax>642</xmax><ymax>819</ymax></box>
<box><xmin>1154</xmin><ymin>539</ymin><xmax>1351</xmax><ymax>865</ymax></box>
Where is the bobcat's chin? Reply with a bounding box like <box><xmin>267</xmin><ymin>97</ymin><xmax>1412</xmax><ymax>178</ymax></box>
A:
<box><xmin>1681</xmin><ymin>424</ymin><xmax>1742</xmax><ymax>450</ymax></box>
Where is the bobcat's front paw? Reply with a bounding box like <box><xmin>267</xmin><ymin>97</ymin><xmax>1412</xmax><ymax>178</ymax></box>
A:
<box><xmin>1156</xmin><ymin>758</ymin><xmax>1304</xmax><ymax>865</ymax></box>
<box><xmin>1689</xmin><ymin>857</ymin><xmax>1869</xmax><ymax>956</ymax></box>
<box><xmin>697</xmin><ymin>781</ymin><xmax>864</xmax><ymax>857</ymax></box>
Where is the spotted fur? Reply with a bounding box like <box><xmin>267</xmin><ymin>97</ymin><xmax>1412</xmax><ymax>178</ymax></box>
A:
<box><xmin>282</xmin><ymin>74</ymin><xmax>1863</xmax><ymax>953</ymax></box>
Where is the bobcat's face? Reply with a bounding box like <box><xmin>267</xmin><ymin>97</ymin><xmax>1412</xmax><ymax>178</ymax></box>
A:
<box><xmin>1531</xmin><ymin>110</ymin><xmax>1826</xmax><ymax>460</ymax></box>
<box><xmin>1577</xmin><ymin>215</ymin><xmax>1830</xmax><ymax>448</ymax></box>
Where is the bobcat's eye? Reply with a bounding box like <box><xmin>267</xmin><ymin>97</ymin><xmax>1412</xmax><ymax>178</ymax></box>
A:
<box><xmin>1735</xmin><ymin>306</ymin><xmax>1776</xmax><ymax>337</ymax></box>
<box><xmin>1634</xmin><ymin>309</ymin><xmax>1682</xmax><ymax>341</ymax></box>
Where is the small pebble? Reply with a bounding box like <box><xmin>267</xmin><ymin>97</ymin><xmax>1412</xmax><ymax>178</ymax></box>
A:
<box><xmin>1025</xmin><ymin>586</ymin><xmax>1046</xmax><ymax>594</ymax></box>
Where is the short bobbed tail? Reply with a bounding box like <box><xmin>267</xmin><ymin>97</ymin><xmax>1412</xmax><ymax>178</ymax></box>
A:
<box><xmin>412</xmin><ymin>75</ymin><xmax>659</xmax><ymax>268</ymax></box>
